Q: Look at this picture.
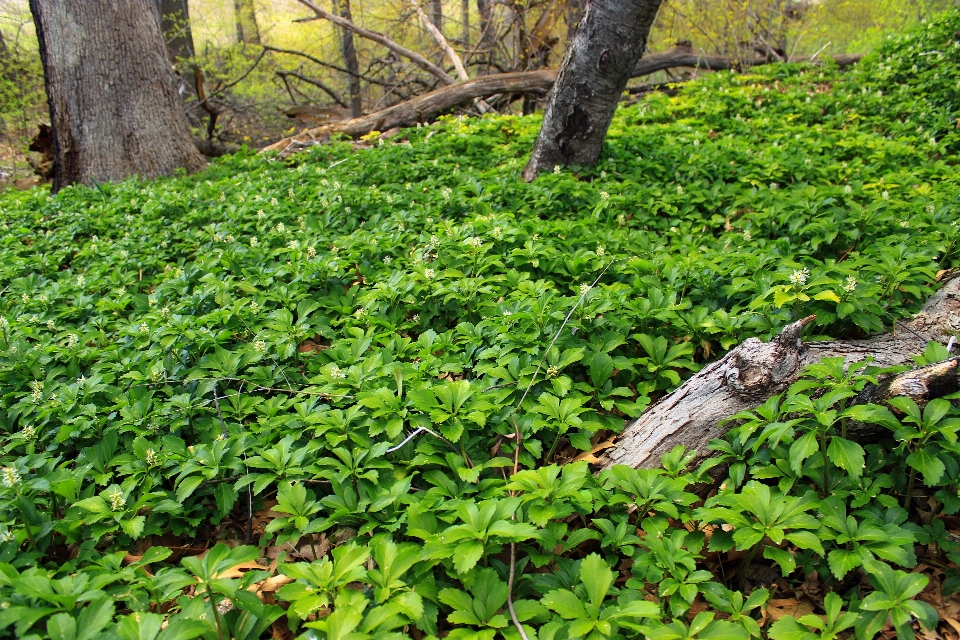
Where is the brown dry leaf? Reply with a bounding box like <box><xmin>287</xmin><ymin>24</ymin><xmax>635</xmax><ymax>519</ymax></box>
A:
<box><xmin>572</xmin><ymin>435</ymin><xmax>617</xmax><ymax>463</ymax></box>
<box><xmin>252</xmin><ymin>574</ymin><xmax>294</xmax><ymax>594</ymax></box>
<box><xmin>214</xmin><ymin>561</ymin><xmax>268</xmax><ymax>580</ymax></box>
<box><xmin>766</xmin><ymin>597</ymin><xmax>815</xmax><ymax>623</ymax></box>
<box><xmin>945</xmin><ymin>619</ymin><xmax>960</xmax><ymax>636</ymax></box>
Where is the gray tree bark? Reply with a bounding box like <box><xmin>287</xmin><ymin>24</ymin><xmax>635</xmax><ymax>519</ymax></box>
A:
<box><xmin>155</xmin><ymin>0</ymin><xmax>194</xmax><ymax>61</ymax></box>
<box><xmin>599</xmin><ymin>275</ymin><xmax>960</xmax><ymax>471</ymax></box>
<box><xmin>432</xmin><ymin>0</ymin><xmax>444</xmax><ymax>34</ymax></box>
<box><xmin>30</xmin><ymin>0</ymin><xmax>206</xmax><ymax>193</ymax></box>
<box><xmin>462</xmin><ymin>0</ymin><xmax>469</xmax><ymax>45</ymax></box>
<box><xmin>234</xmin><ymin>0</ymin><xmax>261</xmax><ymax>45</ymax></box>
<box><xmin>522</xmin><ymin>0</ymin><xmax>664</xmax><ymax>181</ymax></box>
<box><xmin>477</xmin><ymin>0</ymin><xmax>496</xmax><ymax>74</ymax></box>
<box><xmin>334</xmin><ymin>0</ymin><xmax>363</xmax><ymax>118</ymax></box>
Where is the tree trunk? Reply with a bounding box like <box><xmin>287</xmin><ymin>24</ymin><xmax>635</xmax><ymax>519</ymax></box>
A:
<box><xmin>598</xmin><ymin>274</ymin><xmax>960</xmax><ymax>471</ymax></box>
<box><xmin>432</xmin><ymin>0</ymin><xmax>443</xmax><ymax>34</ymax></box>
<box><xmin>522</xmin><ymin>0</ymin><xmax>663</xmax><ymax>181</ymax></box>
<box><xmin>155</xmin><ymin>0</ymin><xmax>194</xmax><ymax>61</ymax></box>
<box><xmin>234</xmin><ymin>0</ymin><xmax>261</xmax><ymax>45</ymax></box>
<box><xmin>462</xmin><ymin>0</ymin><xmax>469</xmax><ymax>45</ymax></box>
<box><xmin>29</xmin><ymin>0</ymin><xmax>206</xmax><ymax>193</ymax></box>
<box><xmin>477</xmin><ymin>0</ymin><xmax>495</xmax><ymax>74</ymax></box>
<box><xmin>334</xmin><ymin>0</ymin><xmax>363</xmax><ymax>118</ymax></box>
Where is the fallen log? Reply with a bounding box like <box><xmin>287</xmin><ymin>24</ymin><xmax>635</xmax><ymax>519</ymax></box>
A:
<box><xmin>598</xmin><ymin>274</ymin><xmax>960</xmax><ymax>471</ymax></box>
<box><xmin>261</xmin><ymin>46</ymin><xmax>863</xmax><ymax>155</ymax></box>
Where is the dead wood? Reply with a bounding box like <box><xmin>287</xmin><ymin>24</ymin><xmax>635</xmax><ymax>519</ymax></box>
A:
<box><xmin>598</xmin><ymin>274</ymin><xmax>960</xmax><ymax>471</ymax></box>
<box><xmin>262</xmin><ymin>46</ymin><xmax>863</xmax><ymax>156</ymax></box>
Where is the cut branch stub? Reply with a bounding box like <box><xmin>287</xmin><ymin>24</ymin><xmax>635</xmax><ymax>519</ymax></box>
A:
<box><xmin>598</xmin><ymin>275</ymin><xmax>960</xmax><ymax>471</ymax></box>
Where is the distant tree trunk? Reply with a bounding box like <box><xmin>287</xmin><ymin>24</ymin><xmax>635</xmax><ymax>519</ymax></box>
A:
<box><xmin>433</xmin><ymin>0</ymin><xmax>443</xmax><ymax>34</ymax></box>
<box><xmin>233</xmin><ymin>0</ymin><xmax>261</xmax><ymax>45</ymax></box>
<box><xmin>155</xmin><ymin>0</ymin><xmax>194</xmax><ymax>61</ymax></box>
<box><xmin>477</xmin><ymin>0</ymin><xmax>495</xmax><ymax>73</ymax></box>
<box><xmin>462</xmin><ymin>0</ymin><xmax>469</xmax><ymax>45</ymax></box>
<box><xmin>334</xmin><ymin>0</ymin><xmax>363</xmax><ymax>118</ymax></box>
<box><xmin>29</xmin><ymin>0</ymin><xmax>206</xmax><ymax>193</ymax></box>
<box><xmin>523</xmin><ymin>0</ymin><xmax>663</xmax><ymax>181</ymax></box>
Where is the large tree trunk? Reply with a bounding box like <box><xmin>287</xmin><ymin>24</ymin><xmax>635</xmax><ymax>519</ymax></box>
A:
<box><xmin>234</xmin><ymin>0</ymin><xmax>261</xmax><ymax>45</ymax></box>
<box><xmin>598</xmin><ymin>275</ymin><xmax>960</xmax><ymax>471</ymax></box>
<box><xmin>155</xmin><ymin>0</ymin><xmax>194</xmax><ymax>62</ymax></box>
<box><xmin>334</xmin><ymin>0</ymin><xmax>363</xmax><ymax>118</ymax></box>
<box><xmin>522</xmin><ymin>0</ymin><xmax>663</xmax><ymax>181</ymax></box>
<box><xmin>30</xmin><ymin>0</ymin><xmax>205</xmax><ymax>193</ymax></box>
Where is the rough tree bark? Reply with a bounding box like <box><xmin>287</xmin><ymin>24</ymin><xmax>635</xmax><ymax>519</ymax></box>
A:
<box><xmin>262</xmin><ymin>46</ymin><xmax>861</xmax><ymax>155</ymax></box>
<box><xmin>598</xmin><ymin>274</ymin><xmax>960</xmax><ymax>471</ymax></box>
<box><xmin>334</xmin><ymin>0</ymin><xmax>363</xmax><ymax>118</ymax></box>
<box><xmin>477</xmin><ymin>0</ymin><xmax>496</xmax><ymax>74</ymax></box>
<box><xmin>234</xmin><ymin>0</ymin><xmax>261</xmax><ymax>45</ymax></box>
<box><xmin>155</xmin><ymin>0</ymin><xmax>194</xmax><ymax>62</ymax></box>
<box><xmin>30</xmin><ymin>0</ymin><xmax>206</xmax><ymax>193</ymax></box>
<box><xmin>522</xmin><ymin>0</ymin><xmax>663</xmax><ymax>181</ymax></box>
<box><xmin>432</xmin><ymin>0</ymin><xmax>443</xmax><ymax>34</ymax></box>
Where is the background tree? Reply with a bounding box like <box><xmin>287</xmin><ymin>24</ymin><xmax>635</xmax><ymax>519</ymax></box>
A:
<box><xmin>234</xmin><ymin>0</ymin><xmax>261</xmax><ymax>45</ymax></box>
<box><xmin>155</xmin><ymin>0</ymin><xmax>195</xmax><ymax>62</ymax></box>
<box><xmin>29</xmin><ymin>0</ymin><xmax>205</xmax><ymax>192</ymax></box>
<box><xmin>334</xmin><ymin>0</ymin><xmax>363</xmax><ymax>117</ymax></box>
<box><xmin>523</xmin><ymin>0</ymin><xmax>663</xmax><ymax>180</ymax></box>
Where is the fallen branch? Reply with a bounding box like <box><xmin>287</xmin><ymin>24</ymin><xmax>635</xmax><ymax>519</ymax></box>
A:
<box><xmin>598</xmin><ymin>274</ymin><xmax>960</xmax><ymax>471</ymax></box>
<box><xmin>292</xmin><ymin>0</ymin><xmax>455</xmax><ymax>86</ymax></box>
<box><xmin>262</xmin><ymin>46</ymin><xmax>863</xmax><ymax>155</ymax></box>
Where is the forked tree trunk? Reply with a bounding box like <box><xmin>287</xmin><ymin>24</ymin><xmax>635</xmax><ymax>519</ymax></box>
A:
<box><xmin>234</xmin><ymin>0</ymin><xmax>261</xmax><ymax>45</ymax></box>
<box><xmin>598</xmin><ymin>275</ymin><xmax>960</xmax><ymax>471</ymax></box>
<box><xmin>522</xmin><ymin>0</ymin><xmax>663</xmax><ymax>181</ymax></box>
<box><xmin>30</xmin><ymin>0</ymin><xmax>206</xmax><ymax>193</ymax></box>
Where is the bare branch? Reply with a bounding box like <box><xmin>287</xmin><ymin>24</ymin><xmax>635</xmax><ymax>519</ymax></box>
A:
<box><xmin>292</xmin><ymin>0</ymin><xmax>455</xmax><ymax>85</ymax></box>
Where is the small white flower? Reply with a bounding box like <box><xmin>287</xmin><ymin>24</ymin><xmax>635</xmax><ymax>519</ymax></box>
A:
<box><xmin>276</xmin><ymin>222</ymin><xmax>286</xmax><ymax>234</ymax></box>
<box><xmin>843</xmin><ymin>276</ymin><xmax>857</xmax><ymax>292</ymax></box>
<box><xmin>138</xmin><ymin>323</ymin><xmax>149</xmax><ymax>335</ymax></box>
<box><xmin>547</xmin><ymin>366</ymin><xmax>560</xmax><ymax>378</ymax></box>
<box><xmin>0</xmin><ymin>530</ymin><xmax>14</xmax><ymax>543</ymax></box>
<box><xmin>306</xmin><ymin>246</ymin><xmax>316</xmax><ymax>258</ymax></box>
<box><xmin>249</xmin><ymin>301</ymin><xmax>260</xmax><ymax>314</ymax></box>
<box><xmin>882</xmin><ymin>190</ymin><xmax>890</xmax><ymax>201</ymax></box>
<box><xmin>46</xmin><ymin>320</ymin><xmax>55</xmax><ymax>331</ymax></box>
<box><xmin>108</xmin><ymin>490</ymin><xmax>126</xmax><ymax>511</ymax></box>
<box><xmin>789</xmin><ymin>268</ymin><xmax>810</xmax><ymax>287</ymax></box>
<box><xmin>553</xmin><ymin>165</ymin><xmax>561</xmax><ymax>174</ymax></box>
<box><xmin>677</xmin><ymin>186</ymin><xmax>684</xmax><ymax>196</ymax></box>
<box><xmin>330</xmin><ymin>365</ymin><xmax>346</xmax><ymax>379</ymax></box>
<box><xmin>596</xmin><ymin>245</ymin><xmax>605</xmax><ymax>257</ymax></box>
<box><xmin>616</xmin><ymin>214</ymin><xmax>626</xmax><ymax>226</ymax></box>
<box><xmin>287</xmin><ymin>240</ymin><xmax>300</xmax><ymax>251</ymax></box>
<box><xmin>270</xmin><ymin>197</ymin><xmax>279</xmax><ymax>206</ymax></box>
<box><xmin>424</xmin><ymin>268</ymin><xmax>435</xmax><ymax>279</ymax></box>
<box><xmin>502</xmin><ymin>310</ymin><xmax>512</xmax><ymax>316</ymax></box>
<box><xmin>145</xmin><ymin>449</ymin><xmax>159</xmax><ymax>466</ymax></box>
<box><xmin>769</xmin><ymin>183</ymin><xmax>779</xmax><ymax>191</ymax></box>
<box><xmin>253</xmin><ymin>340</ymin><xmax>266</xmax><ymax>353</ymax></box>
<box><xmin>354</xmin><ymin>308</ymin><xmax>366</xmax><ymax>319</ymax></box>
<box><xmin>67</xmin><ymin>334</ymin><xmax>78</xmax><ymax>348</ymax></box>
<box><xmin>468</xmin><ymin>237</ymin><xmax>483</xmax><ymax>248</ymax></box>
<box><xmin>30</xmin><ymin>380</ymin><xmax>43</xmax><ymax>402</ymax></box>
<box><xmin>925</xmin><ymin>204</ymin><xmax>936</xmax><ymax>215</ymax></box>
<box><xmin>743</xmin><ymin>229</ymin><xmax>752</xmax><ymax>242</ymax></box>
<box><xmin>491</xmin><ymin>227</ymin><xmax>503</xmax><ymax>239</ymax></box>
<box><xmin>21</xmin><ymin>424</ymin><xmax>35</xmax><ymax>439</ymax></box>
<box><xmin>441</xmin><ymin>187</ymin><xmax>453</xmax><ymax>201</ymax></box>
<box><xmin>1</xmin><ymin>467</ymin><xmax>20</xmax><ymax>488</ymax></box>
<box><xmin>599</xmin><ymin>191</ymin><xmax>609</xmax><ymax>201</ymax></box>
<box><xmin>844</xmin><ymin>185</ymin><xmax>853</xmax><ymax>194</ymax></box>
<box><xmin>579</xmin><ymin>283</ymin><xmax>591</xmax><ymax>296</ymax></box>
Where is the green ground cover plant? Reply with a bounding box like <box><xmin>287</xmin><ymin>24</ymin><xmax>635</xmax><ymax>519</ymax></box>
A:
<box><xmin>1</xmin><ymin>10</ymin><xmax>960</xmax><ymax>640</ymax></box>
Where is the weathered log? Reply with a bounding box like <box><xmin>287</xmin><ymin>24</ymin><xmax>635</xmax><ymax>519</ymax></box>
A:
<box><xmin>598</xmin><ymin>275</ymin><xmax>960</xmax><ymax>471</ymax></box>
<box><xmin>262</xmin><ymin>46</ymin><xmax>863</xmax><ymax>156</ymax></box>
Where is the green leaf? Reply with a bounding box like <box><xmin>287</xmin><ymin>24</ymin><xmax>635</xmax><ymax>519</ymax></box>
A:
<box><xmin>453</xmin><ymin>540</ymin><xmax>484</xmax><ymax>575</ymax></box>
<box><xmin>764</xmin><ymin>546</ymin><xmax>797</xmax><ymax>577</ymax></box>
<box><xmin>827</xmin><ymin>437</ymin><xmax>865</xmax><ymax>478</ymax></box>
<box><xmin>906</xmin><ymin>447</ymin><xmax>946</xmax><ymax>486</ymax></box>
<box><xmin>579</xmin><ymin>553</ymin><xmax>613</xmax><ymax>617</ymax></box>
<box><xmin>541</xmin><ymin>589</ymin><xmax>588</xmax><ymax>621</ymax></box>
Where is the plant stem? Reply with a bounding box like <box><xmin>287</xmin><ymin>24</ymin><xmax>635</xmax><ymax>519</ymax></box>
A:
<box><xmin>209</xmin><ymin>587</ymin><xmax>226</xmax><ymax>640</ymax></box>
<box><xmin>545</xmin><ymin>432</ymin><xmax>563</xmax><ymax>464</ymax></box>
<box><xmin>903</xmin><ymin>466</ymin><xmax>918</xmax><ymax>512</ymax></box>
<box><xmin>821</xmin><ymin>431</ymin><xmax>831</xmax><ymax>494</ymax></box>
<box><xmin>738</xmin><ymin>544</ymin><xmax>760</xmax><ymax>591</ymax></box>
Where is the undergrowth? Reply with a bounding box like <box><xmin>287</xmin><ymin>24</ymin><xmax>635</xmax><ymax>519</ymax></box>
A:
<box><xmin>1</xmin><ymin>11</ymin><xmax>960</xmax><ymax>640</ymax></box>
